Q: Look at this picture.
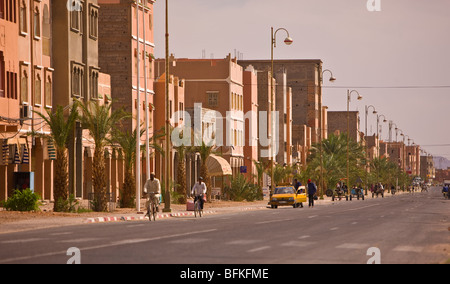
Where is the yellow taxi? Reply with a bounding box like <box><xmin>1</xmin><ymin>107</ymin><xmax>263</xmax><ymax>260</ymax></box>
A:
<box><xmin>269</xmin><ymin>186</ymin><xmax>307</xmax><ymax>209</ymax></box>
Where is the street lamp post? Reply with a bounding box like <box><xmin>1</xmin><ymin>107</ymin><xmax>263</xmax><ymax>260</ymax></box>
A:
<box><xmin>270</xmin><ymin>27</ymin><xmax>293</xmax><ymax>193</ymax></box>
<box><xmin>347</xmin><ymin>90</ymin><xmax>362</xmax><ymax>198</ymax></box>
<box><xmin>365</xmin><ymin>105</ymin><xmax>377</xmax><ymax>195</ymax></box>
<box><xmin>375</xmin><ymin>114</ymin><xmax>387</xmax><ymax>184</ymax></box>
<box><xmin>376</xmin><ymin>114</ymin><xmax>387</xmax><ymax>158</ymax></box>
<box><xmin>135</xmin><ymin>1</ymin><xmax>141</xmax><ymax>212</ymax></box>
<box><xmin>163</xmin><ymin>0</ymin><xmax>172</xmax><ymax>213</ymax></box>
<box><xmin>319</xmin><ymin>69</ymin><xmax>336</xmax><ymax>198</ymax></box>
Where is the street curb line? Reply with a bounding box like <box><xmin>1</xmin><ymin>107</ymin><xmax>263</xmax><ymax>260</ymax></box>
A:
<box><xmin>83</xmin><ymin>206</ymin><xmax>269</xmax><ymax>224</ymax></box>
<box><xmin>84</xmin><ymin>210</ymin><xmax>217</xmax><ymax>224</ymax></box>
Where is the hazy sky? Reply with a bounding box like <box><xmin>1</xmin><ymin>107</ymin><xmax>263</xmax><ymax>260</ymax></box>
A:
<box><xmin>153</xmin><ymin>0</ymin><xmax>450</xmax><ymax>159</ymax></box>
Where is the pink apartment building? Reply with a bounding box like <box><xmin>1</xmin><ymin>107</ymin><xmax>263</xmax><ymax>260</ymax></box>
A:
<box><xmin>98</xmin><ymin>0</ymin><xmax>155</xmax><ymax>185</ymax></box>
<box><xmin>0</xmin><ymin>0</ymin><xmax>54</xmax><ymax>201</ymax></box>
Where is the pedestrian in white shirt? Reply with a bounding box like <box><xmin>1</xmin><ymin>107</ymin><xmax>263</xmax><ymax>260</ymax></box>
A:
<box><xmin>144</xmin><ymin>172</ymin><xmax>161</xmax><ymax>214</ymax></box>
<box><xmin>191</xmin><ymin>177</ymin><xmax>207</xmax><ymax>210</ymax></box>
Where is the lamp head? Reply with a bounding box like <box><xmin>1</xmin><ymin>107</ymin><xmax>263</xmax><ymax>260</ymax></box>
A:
<box><xmin>284</xmin><ymin>37</ymin><xmax>294</xmax><ymax>45</ymax></box>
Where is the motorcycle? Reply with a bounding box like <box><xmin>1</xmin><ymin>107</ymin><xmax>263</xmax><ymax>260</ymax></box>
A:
<box><xmin>331</xmin><ymin>187</ymin><xmax>348</xmax><ymax>201</ymax></box>
<box><xmin>443</xmin><ymin>190</ymin><xmax>450</xmax><ymax>200</ymax></box>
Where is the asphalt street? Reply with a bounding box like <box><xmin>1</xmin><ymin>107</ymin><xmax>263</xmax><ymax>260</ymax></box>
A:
<box><xmin>0</xmin><ymin>187</ymin><xmax>448</xmax><ymax>264</ymax></box>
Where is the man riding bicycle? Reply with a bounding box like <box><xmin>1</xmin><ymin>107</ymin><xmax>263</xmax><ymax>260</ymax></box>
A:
<box><xmin>191</xmin><ymin>177</ymin><xmax>207</xmax><ymax>210</ymax></box>
<box><xmin>144</xmin><ymin>172</ymin><xmax>161</xmax><ymax>216</ymax></box>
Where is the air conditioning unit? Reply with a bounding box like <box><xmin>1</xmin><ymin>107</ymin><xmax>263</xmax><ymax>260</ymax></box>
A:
<box><xmin>21</xmin><ymin>105</ymin><xmax>33</xmax><ymax>119</ymax></box>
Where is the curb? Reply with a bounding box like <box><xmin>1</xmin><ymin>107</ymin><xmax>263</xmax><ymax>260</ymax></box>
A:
<box><xmin>83</xmin><ymin>205</ymin><xmax>270</xmax><ymax>224</ymax></box>
<box><xmin>84</xmin><ymin>210</ymin><xmax>217</xmax><ymax>224</ymax></box>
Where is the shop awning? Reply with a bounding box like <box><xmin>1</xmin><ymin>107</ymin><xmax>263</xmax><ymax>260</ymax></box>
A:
<box><xmin>206</xmin><ymin>154</ymin><xmax>232</xmax><ymax>177</ymax></box>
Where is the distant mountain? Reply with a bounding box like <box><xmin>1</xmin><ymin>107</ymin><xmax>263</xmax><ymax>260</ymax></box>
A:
<box><xmin>433</xmin><ymin>156</ymin><xmax>450</xmax><ymax>170</ymax></box>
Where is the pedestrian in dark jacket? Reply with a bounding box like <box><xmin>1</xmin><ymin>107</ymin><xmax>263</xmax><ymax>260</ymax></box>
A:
<box><xmin>307</xmin><ymin>179</ymin><xmax>317</xmax><ymax>208</ymax></box>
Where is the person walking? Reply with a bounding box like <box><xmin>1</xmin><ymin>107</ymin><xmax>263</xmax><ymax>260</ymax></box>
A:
<box><xmin>307</xmin><ymin>179</ymin><xmax>317</xmax><ymax>208</ymax></box>
<box><xmin>294</xmin><ymin>179</ymin><xmax>303</xmax><ymax>193</ymax></box>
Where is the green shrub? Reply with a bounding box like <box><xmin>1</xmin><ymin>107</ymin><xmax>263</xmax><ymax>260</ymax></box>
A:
<box><xmin>55</xmin><ymin>194</ymin><xmax>79</xmax><ymax>212</ymax></box>
<box><xmin>4</xmin><ymin>189</ymin><xmax>42</xmax><ymax>212</ymax></box>
<box><xmin>229</xmin><ymin>174</ymin><xmax>263</xmax><ymax>202</ymax></box>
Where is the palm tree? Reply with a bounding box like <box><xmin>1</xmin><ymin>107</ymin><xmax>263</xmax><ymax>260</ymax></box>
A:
<box><xmin>307</xmin><ymin>133</ymin><xmax>365</xmax><ymax>194</ymax></box>
<box><xmin>112</xmin><ymin>126</ymin><xmax>144</xmax><ymax>208</ymax></box>
<box><xmin>77</xmin><ymin>100</ymin><xmax>128</xmax><ymax>212</ymax></box>
<box><xmin>32</xmin><ymin>102</ymin><xmax>79</xmax><ymax>212</ymax></box>
<box><xmin>191</xmin><ymin>141</ymin><xmax>217</xmax><ymax>202</ymax></box>
<box><xmin>253</xmin><ymin>159</ymin><xmax>269</xmax><ymax>196</ymax></box>
<box><xmin>174</xmin><ymin>144</ymin><xmax>187</xmax><ymax>204</ymax></box>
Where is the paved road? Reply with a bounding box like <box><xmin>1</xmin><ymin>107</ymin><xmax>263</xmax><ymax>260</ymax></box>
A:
<box><xmin>0</xmin><ymin>187</ymin><xmax>448</xmax><ymax>264</ymax></box>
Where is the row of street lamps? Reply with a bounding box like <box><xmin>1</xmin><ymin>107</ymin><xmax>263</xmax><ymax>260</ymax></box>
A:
<box><xmin>142</xmin><ymin>17</ymin><xmax>417</xmax><ymax>210</ymax></box>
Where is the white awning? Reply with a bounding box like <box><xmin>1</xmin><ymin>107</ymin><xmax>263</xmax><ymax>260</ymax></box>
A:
<box><xmin>206</xmin><ymin>154</ymin><xmax>232</xmax><ymax>177</ymax></box>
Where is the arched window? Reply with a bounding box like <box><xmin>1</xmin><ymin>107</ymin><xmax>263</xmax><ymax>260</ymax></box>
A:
<box><xmin>34</xmin><ymin>73</ymin><xmax>41</xmax><ymax>105</ymax></box>
<box><xmin>19</xmin><ymin>0</ymin><xmax>27</xmax><ymax>34</ymax></box>
<box><xmin>42</xmin><ymin>4</ymin><xmax>50</xmax><ymax>38</ymax></box>
<box><xmin>34</xmin><ymin>7</ymin><xmax>40</xmax><ymax>38</ymax></box>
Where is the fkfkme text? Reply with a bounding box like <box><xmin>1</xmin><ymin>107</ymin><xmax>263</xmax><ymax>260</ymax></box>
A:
<box><xmin>180</xmin><ymin>268</ymin><xmax>270</xmax><ymax>281</ymax></box>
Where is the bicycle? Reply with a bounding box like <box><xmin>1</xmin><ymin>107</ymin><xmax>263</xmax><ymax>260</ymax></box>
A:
<box><xmin>146</xmin><ymin>193</ymin><xmax>159</xmax><ymax>222</ymax></box>
<box><xmin>194</xmin><ymin>195</ymin><xmax>203</xmax><ymax>218</ymax></box>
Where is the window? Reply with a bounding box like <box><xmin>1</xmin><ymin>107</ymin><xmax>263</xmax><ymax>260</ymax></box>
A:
<box><xmin>0</xmin><ymin>52</ymin><xmax>4</xmax><ymax>98</ymax></box>
<box><xmin>34</xmin><ymin>7</ymin><xmax>40</xmax><ymax>38</ymax></box>
<box><xmin>89</xmin><ymin>5</ymin><xmax>98</xmax><ymax>39</ymax></box>
<box><xmin>89</xmin><ymin>68</ymin><xmax>99</xmax><ymax>100</ymax></box>
<box><xmin>2</xmin><ymin>0</ymin><xmax>17</xmax><ymax>23</ymax></box>
<box><xmin>149</xmin><ymin>13</ymin><xmax>153</xmax><ymax>31</ymax></box>
<box><xmin>6</xmin><ymin>71</ymin><xmax>18</xmax><ymax>100</ymax></box>
<box><xmin>70</xmin><ymin>1</ymin><xmax>79</xmax><ymax>31</ymax></box>
<box><xmin>207</xmin><ymin>92</ymin><xmax>218</xmax><ymax>107</ymax></box>
<box><xmin>79</xmin><ymin>2</ymin><xmax>84</xmax><ymax>35</ymax></box>
<box><xmin>0</xmin><ymin>0</ymin><xmax>4</xmax><ymax>20</ymax></box>
<box><xmin>34</xmin><ymin>72</ymin><xmax>41</xmax><ymax>106</ymax></box>
<box><xmin>71</xmin><ymin>62</ymin><xmax>84</xmax><ymax>98</ymax></box>
<box><xmin>45</xmin><ymin>71</ymin><xmax>52</xmax><ymax>107</ymax></box>
<box><xmin>19</xmin><ymin>0</ymin><xmax>27</xmax><ymax>34</ymax></box>
<box><xmin>20</xmin><ymin>66</ymin><xmax>28</xmax><ymax>103</ymax></box>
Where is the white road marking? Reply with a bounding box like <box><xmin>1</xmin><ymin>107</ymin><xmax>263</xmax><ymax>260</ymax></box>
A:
<box><xmin>336</xmin><ymin>243</ymin><xmax>370</xmax><ymax>249</ymax></box>
<box><xmin>298</xmin><ymin>235</ymin><xmax>311</xmax><ymax>239</ymax></box>
<box><xmin>58</xmin><ymin>238</ymin><xmax>102</xmax><ymax>243</ymax></box>
<box><xmin>330</xmin><ymin>227</ymin><xmax>339</xmax><ymax>231</ymax></box>
<box><xmin>226</xmin><ymin>240</ymin><xmax>260</xmax><ymax>245</ymax></box>
<box><xmin>393</xmin><ymin>246</ymin><xmax>424</xmax><ymax>253</ymax></box>
<box><xmin>255</xmin><ymin>219</ymin><xmax>292</xmax><ymax>225</ymax></box>
<box><xmin>1</xmin><ymin>238</ymin><xmax>46</xmax><ymax>244</ymax></box>
<box><xmin>247</xmin><ymin>246</ymin><xmax>271</xmax><ymax>253</ymax></box>
<box><xmin>49</xmin><ymin>232</ymin><xmax>73</xmax><ymax>236</ymax></box>
<box><xmin>169</xmin><ymin>238</ymin><xmax>209</xmax><ymax>244</ymax></box>
<box><xmin>281</xmin><ymin>241</ymin><xmax>315</xmax><ymax>247</ymax></box>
